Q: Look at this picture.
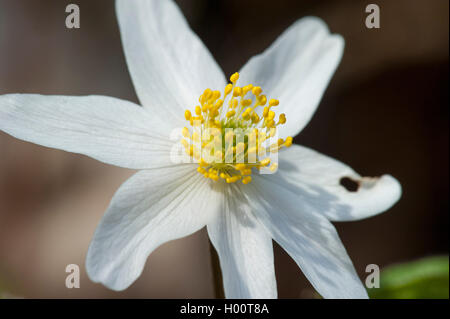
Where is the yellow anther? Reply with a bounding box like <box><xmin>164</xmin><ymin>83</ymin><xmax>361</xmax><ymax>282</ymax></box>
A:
<box><xmin>260</xmin><ymin>158</ymin><xmax>271</xmax><ymax>167</ymax></box>
<box><xmin>215</xmin><ymin>99</ymin><xmax>224</xmax><ymax>108</ymax></box>
<box><xmin>194</xmin><ymin>116</ymin><xmax>204</xmax><ymax>125</ymax></box>
<box><xmin>209</xmin><ymin>108</ymin><xmax>219</xmax><ymax>118</ymax></box>
<box><xmin>284</xmin><ymin>136</ymin><xmax>293</xmax><ymax>147</ymax></box>
<box><xmin>241</xmin><ymin>99</ymin><xmax>252</xmax><ymax>107</ymax></box>
<box><xmin>243</xmin><ymin>84</ymin><xmax>253</xmax><ymax>95</ymax></box>
<box><xmin>278</xmin><ymin>113</ymin><xmax>286</xmax><ymax>124</ymax></box>
<box><xmin>258</xmin><ymin>95</ymin><xmax>267</xmax><ymax>106</ymax></box>
<box><xmin>197</xmin><ymin>167</ymin><xmax>206</xmax><ymax>174</ymax></box>
<box><xmin>266</xmin><ymin>119</ymin><xmax>275</xmax><ymax>128</ymax></box>
<box><xmin>251</xmin><ymin>113</ymin><xmax>260</xmax><ymax>124</ymax></box>
<box><xmin>203</xmin><ymin>88</ymin><xmax>212</xmax><ymax>99</ymax></box>
<box><xmin>185</xmin><ymin>110</ymin><xmax>192</xmax><ymax>120</ymax></box>
<box><xmin>230</xmin><ymin>72</ymin><xmax>240</xmax><ymax>83</ymax></box>
<box><xmin>270</xmin><ymin>163</ymin><xmax>278</xmax><ymax>172</ymax></box>
<box><xmin>235</xmin><ymin>163</ymin><xmax>247</xmax><ymax>171</ymax></box>
<box><xmin>226</xmin><ymin>110</ymin><xmax>236</xmax><ymax>118</ymax></box>
<box><xmin>242</xmin><ymin>113</ymin><xmax>251</xmax><ymax>121</ymax></box>
<box><xmin>267</xmin><ymin>110</ymin><xmax>275</xmax><ymax>120</ymax></box>
<box><xmin>209</xmin><ymin>174</ymin><xmax>219</xmax><ymax>181</ymax></box>
<box><xmin>226</xmin><ymin>175</ymin><xmax>241</xmax><ymax>183</ymax></box>
<box><xmin>252</xmin><ymin>86</ymin><xmax>262</xmax><ymax>96</ymax></box>
<box><xmin>212</xmin><ymin>90</ymin><xmax>221</xmax><ymax>100</ymax></box>
<box><xmin>263</xmin><ymin>106</ymin><xmax>269</xmax><ymax>118</ymax></box>
<box><xmin>242</xmin><ymin>169</ymin><xmax>252</xmax><ymax>175</ymax></box>
<box><xmin>195</xmin><ymin>106</ymin><xmax>201</xmax><ymax>115</ymax></box>
<box><xmin>242</xmin><ymin>176</ymin><xmax>252</xmax><ymax>184</ymax></box>
<box><xmin>269</xmin><ymin>99</ymin><xmax>279</xmax><ymax>107</ymax></box>
<box><xmin>182</xmin><ymin>127</ymin><xmax>190</xmax><ymax>138</ymax></box>
<box><xmin>225</xmin><ymin>84</ymin><xmax>233</xmax><ymax>95</ymax></box>
<box><xmin>199</xmin><ymin>159</ymin><xmax>208</xmax><ymax>167</ymax></box>
<box><xmin>233</xmin><ymin>87</ymin><xmax>242</xmax><ymax>97</ymax></box>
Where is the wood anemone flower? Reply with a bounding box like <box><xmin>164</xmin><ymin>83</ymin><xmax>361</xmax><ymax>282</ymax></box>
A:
<box><xmin>0</xmin><ymin>0</ymin><xmax>402</xmax><ymax>299</ymax></box>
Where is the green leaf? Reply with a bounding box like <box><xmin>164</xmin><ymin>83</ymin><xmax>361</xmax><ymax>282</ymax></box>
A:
<box><xmin>369</xmin><ymin>255</ymin><xmax>449</xmax><ymax>299</ymax></box>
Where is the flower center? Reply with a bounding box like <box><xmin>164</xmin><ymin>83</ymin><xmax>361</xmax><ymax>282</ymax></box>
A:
<box><xmin>181</xmin><ymin>72</ymin><xmax>292</xmax><ymax>184</ymax></box>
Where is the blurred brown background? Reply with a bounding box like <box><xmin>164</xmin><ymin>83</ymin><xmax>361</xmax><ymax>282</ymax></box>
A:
<box><xmin>0</xmin><ymin>0</ymin><xmax>448</xmax><ymax>298</ymax></box>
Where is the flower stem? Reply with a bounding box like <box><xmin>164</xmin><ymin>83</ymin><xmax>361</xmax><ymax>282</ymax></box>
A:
<box><xmin>208</xmin><ymin>240</ymin><xmax>225</xmax><ymax>298</ymax></box>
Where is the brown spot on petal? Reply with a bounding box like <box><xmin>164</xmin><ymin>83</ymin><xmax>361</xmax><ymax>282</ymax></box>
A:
<box><xmin>340</xmin><ymin>177</ymin><xmax>360</xmax><ymax>192</ymax></box>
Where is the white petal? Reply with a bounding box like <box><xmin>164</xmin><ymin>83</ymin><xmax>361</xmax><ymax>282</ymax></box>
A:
<box><xmin>276</xmin><ymin>144</ymin><xmax>402</xmax><ymax>221</ymax></box>
<box><xmin>116</xmin><ymin>0</ymin><xmax>226</xmax><ymax>128</ymax></box>
<box><xmin>239</xmin><ymin>17</ymin><xmax>344</xmax><ymax>138</ymax></box>
<box><xmin>207</xmin><ymin>184</ymin><xmax>277</xmax><ymax>299</ymax></box>
<box><xmin>245</xmin><ymin>175</ymin><xmax>368</xmax><ymax>299</ymax></box>
<box><xmin>0</xmin><ymin>94</ymin><xmax>175</xmax><ymax>169</ymax></box>
<box><xmin>86</xmin><ymin>164</ymin><xmax>220</xmax><ymax>291</ymax></box>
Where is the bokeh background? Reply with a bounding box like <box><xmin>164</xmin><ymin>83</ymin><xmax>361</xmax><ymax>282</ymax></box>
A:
<box><xmin>0</xmin><ymin>0</ymin><xmax>448</xmax><ymax>298</ymax></box>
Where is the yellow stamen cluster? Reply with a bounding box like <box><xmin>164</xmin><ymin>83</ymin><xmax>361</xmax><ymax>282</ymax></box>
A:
<box><xmin>181</xmin><ymin>72</ymin><xmax>293</xmax><ymax>184</ymax></box>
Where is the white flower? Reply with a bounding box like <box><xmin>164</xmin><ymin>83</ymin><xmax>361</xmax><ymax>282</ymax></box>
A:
<box><xmin>0</xmin><ymin>0</ymin><xmax>401</xmax><ymax>299</ymax></box>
